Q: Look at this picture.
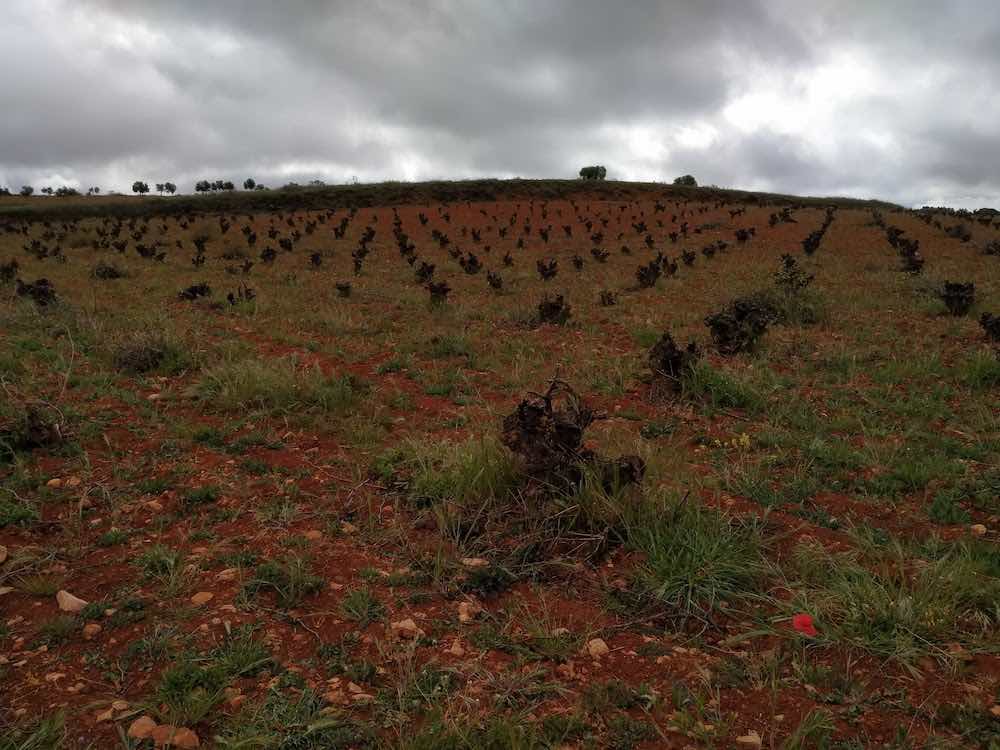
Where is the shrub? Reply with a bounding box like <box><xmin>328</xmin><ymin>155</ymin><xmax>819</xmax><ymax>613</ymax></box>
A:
<box><xmin>647</xmin><ymin>333</ymin><xmax>700</xmax><ymax>395</ymax></box>
<box><xmin>705</xmin><ymin>296</ymin><xmax>776</xmax><ymax>355</ymax></box>
<box><xmin>0</xmin><ymin>402</ymin><xmax>71</xmax><ymax>458</ymax></box>
<box><xmin>536</xmin><ymin>294</ymin><xmax>572</xmax><ymax>326</ymax></box>
<box><xmin>91</xmin><ymin>261</ymin><xmax>125</xmax><ymax>280</ymax></box>
<box><xmin>112</xmin><ymin>330</ymin><xmax>188</xmax><ymax>375</ymax></box>
<box><xmin>0</xmin><ymin>259</ymin><xmax>19</xmax><ymax>283</ymax></box>
<box><xmin>980</xmin><ymin>312</ymin><xmax>1000</xmax><ymax>343</ymax></box>
<box><xmin>939</xmin><ymin>281</ymin><xmax>975</xmax><ymax>316</ymax></box>
<box><xmin>15</xmin><ymin>278</ymin><xmax>57</xmax><ymax>306</ymax></box>
<box><xmin>178</xmin><ymin>282</ymin><xmax>211</xmax><ymax>301</ymax></box>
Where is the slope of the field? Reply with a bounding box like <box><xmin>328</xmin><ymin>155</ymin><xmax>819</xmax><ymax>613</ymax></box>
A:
<box><xmin>0</xmin><ymin>178</ymin><xmax>903</xmax><ymax>222</ymax></box>
<box><xmin>1</xmin><ymin>190</ymin><xmax>998</xmax><ymax>748</ymax></box>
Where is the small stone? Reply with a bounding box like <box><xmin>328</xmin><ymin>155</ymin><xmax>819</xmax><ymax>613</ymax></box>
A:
<box><xmin>190</xmin><ymin>592</ymin><xmax>214</xmax><ymax>606</ymax></box>
<box><xmin>46</xmin><ymin>478</ymin><xmax>63</xmax><ymax>488</ymax></box>
<box><xmin>390</xmin><ymin>618</ymin><xmax>425</xmax><ymax>639</ymax></box>
<box><xmin>460</xmin><ymin>557</ymin><xmax>489</xmax><ymax>568</ymax></box>
<box><xmin>151</xmin><ymin>725</ymin><xmax>200</xmax><ymax>748</ymax></box>
<box><xmin>990</xmin><ymin>704</ymin><xmax>1000</xmax><ymax>717</ymax></box>
<box><xmin>347</xmin><ymin>681</ymin><xmax>364</xmax><ymax>694</ymax></box>
<box><xmin>341</xmin><ymin>521</ymin><xmax>358</xmax><ymax>534</ymax></box>
<box><xmin>970</xmin><ymin>523</ymin><xmax>987</xmax><ymax>536</ymax></box>
<box><xmin>323</xmin><ymin>690</ymin><xmax>347</xmax><ymax>705</ymax></box>
<box><xmin>216</xmin><ymin>568</ymin><xmax>239</xmax><ymax>581</ymax></box>
<box><xmin>83</xmin><ymin>623</ymin><xmax>102</xmax><ymax>640</ymax></box>
<box><xmin>112</xmin><ymin>700</ymin><xmax>129</xmax><ymax>711</ymax></box>
<box><xmin>146</xmin><ymin>500</ymin><xmax>164</xmax><ymax>511</ymax></box>
<box><xmin>585</xmin><ymin>638</ymin><xmax>610</xmax><ymax>658</ymax></box>
<box><xmin>96</xmin><ymin>708</ymin><xmax>115</xmax><ymax>722</ymax></box>
<box><xmin>56</xmin><ymin>590</ymin><xmax>88</xmax><ymax>613</ymax></box>
<box><xmin>458</xmin><ymin>601</ymin><xmax>481</xmax><ymax>624</ymax></box>
<box><xmin>66</xmin><ymin>477</ymin><xmax>81</xmax><ymax>488</ymax></box>
<box><xmin>449</xmin><ymin>640</ymin><xmax>466</xmax><ymax>657</ymax></box>
<box><xmin>44</xmin><ymin>672</ymin><xmax>67</xmax><ymax>682</ymax></box>
<box><xmin>303</xmin><ymin>529</ymin><xmax>323</xmax><ymax>540</ymax></box>
<box><xmin>170</xmin><ymin>727</ymin><xmax>201</xmax><ymax>749</ymax></box>
<box><xmin>736</xmin><ymin>730</ymin><xmax>763</xmax><ymax>747</ymax></box>
<box><xmin>128</xmin><ymin>716</ymin><xmax>158</xmax><ymax>740</ymax></box>
<box><xmin>351</xmin><ymin>693</ymin><xmax>374</xmax><ymax>703</ymax></box>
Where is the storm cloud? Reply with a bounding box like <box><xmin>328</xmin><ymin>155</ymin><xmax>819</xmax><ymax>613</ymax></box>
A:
<box><xmin>2</xmin><ymin>0</ymin><xmax>998</xmax><ymax>207</ymax></box>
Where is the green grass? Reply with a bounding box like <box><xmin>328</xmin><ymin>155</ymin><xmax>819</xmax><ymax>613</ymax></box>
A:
<box><xmin>240</xmin><ymin>558</ymin><xmax>324</xmax><ymax>609</ymax></box>
<box><xmin>34</xmin><ymin>616</ymin><xmax>79</xmax><ymax>646</ymax></box>
<box><xmin>928</xmin><ymin>490</ymin><xmax>972</xmax><ymax>524</ymax></box>
<box><xmin>194</xmin><ymin>355</ymin><xmax>365</xmax><ymax>413</ymax></box>
<box><xmin>15</xmin><ymin>574</ymin><xmax>63</xmax><ymax>597</ymax></box>
<box><xmin>958</xmin><ymin>351</ymin><xmax>1000</xmax><ymax>389</ymax></box>
<box><xmin>339</xmin><ymin>586</ymin><xmax>386</xmax><ymax>627</ymax></box>
<box><xmin>135</xmin><ymin>544</ymin><xmax>188</xmax><ymax>594</ymax></box>
<box><xmin>621</xmin><ymin>493</ymin><xmax>764</xmax><ymax>621</ymax></box>
<box><xmin>683</xmin><ymin>361</ymin><xmax>765</xmax><ymax>413</ymax></box>
<box><xmin>96</xmin><ymin>528</ymin><xmax>130</xmax><ymax>546</ymax></box>
<box><xmin>183</xmin><ymin>485</ymin><xmax>220</xmax><ymax>506</ymax></box>
<box><xmin>0</xmin><ymin>713</ymin><xmax>65</xmax><ymax>750</ymax></box>
<box><xmin>393</xmin><ymin>436</ymin><xmax>519</xmax><ymax>509</ymax></box>
<box><xmin>214</xmin><ymin>688</ymin><xmax>372</xmax><ymax>749</ymax></box>
<box><xmin>785</xmin><ymin>541</ymin><xmax>1000</xmax><ymax>664</ymax></box>
<box><xmin>154</xmin><ymin>658</ymin><xmax>230</xmax><ymax>725</ymax></box>
<box><xmin>0</xmin><ymin>496</ymin><xmax>38</xmax><ymax>527</ymax></box>
<box><xmin>393</xmin><ymin>712</ymin><xmax>592</xmax><ymax>750</ymax></box>
<box><xmin>212</xmin><ymin>625</ymin><xmax>273</xmax><ymax>678</ymax></box>
<box><xmin>423</xmin><ymin>334</ymin><xmax>474</xmax><ymax>360</ymax></box>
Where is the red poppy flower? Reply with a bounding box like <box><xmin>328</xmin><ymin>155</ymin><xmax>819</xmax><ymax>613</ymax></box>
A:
<box><xmin>792</xmin><ymin>613</ymin><xmax>818</xmax><ymax>637</ymax></box>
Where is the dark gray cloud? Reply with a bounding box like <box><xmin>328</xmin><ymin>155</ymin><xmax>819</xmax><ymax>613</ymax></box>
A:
<box><xmin>1</xmin><ymin>0</ymin><xmax>998</xmax><ymax>207</ymax></box>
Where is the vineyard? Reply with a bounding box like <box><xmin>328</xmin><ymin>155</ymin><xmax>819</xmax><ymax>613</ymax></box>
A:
<box><xmin>1</xmin><ymin>181</ymin><xmax>998</xmax><ymax>749</ymax></box>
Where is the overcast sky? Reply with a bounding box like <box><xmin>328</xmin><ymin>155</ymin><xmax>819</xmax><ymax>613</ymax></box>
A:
<box><xmin>2</xmin><ymin>0</ymin><xmax>998</xmax><ymax>208</ymax></box>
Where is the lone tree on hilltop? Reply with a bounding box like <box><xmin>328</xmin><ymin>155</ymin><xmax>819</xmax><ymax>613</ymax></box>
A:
<box><xmin>195</xmin><ymin>180</ymin><xmax>211</xmax><ymax>193</ymax></box>
<box><xmin>244</xmin><ymin>178</ymin><xmax>256</xmax><ymax>190</ymax></box>
<box><xmin>164</xmin><ymin>182</ymin><xmax>176</xmax><ymax>195</ymax></box>
<box><xmin>579</xmin><ymin>165</ymin><xmax>607</xmax><ymax>180</ymax></box>
<box><xmin>20</xmin><ymin>186</ymin><xmax>34</xmax><ymax>196</ymax></box>
<box><xmin>132</xmin><ymin>181</ymin><xmax>150</xmax><ymax>196</ymax></box>
<box><xmin>673</xmin><ymin>174</ymin><xmax>698</xmax><ymax>187</ymax></box>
